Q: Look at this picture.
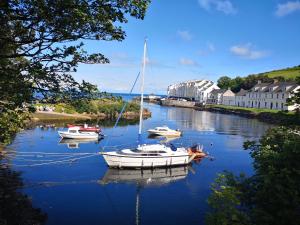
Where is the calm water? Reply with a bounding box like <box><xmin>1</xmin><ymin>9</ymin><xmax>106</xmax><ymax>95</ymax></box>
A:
<box><xmin>6</xmin><ymin>103</ymin><xmax>272</xmax><ymax>225</ymax></box>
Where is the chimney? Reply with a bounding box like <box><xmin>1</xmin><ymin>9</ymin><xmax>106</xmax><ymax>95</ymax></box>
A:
<box><xmin>273</xmin><ymin>79</ymin><xmax>278</xmax><ymax>84</ymax></box>
<box><xmin>257</xmin><ymin>80</ymin><xmax>261</xmax><ymax>84</ymax></box>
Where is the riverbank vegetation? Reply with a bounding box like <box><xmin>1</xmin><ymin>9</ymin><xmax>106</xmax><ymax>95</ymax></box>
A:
<box><xmin>32</xmin><ymin>98</ymin><xmax>147</xmax><ymax>122</ymax></box>
<box><xmin>206</xmin><ymin>126</ymin><xmax>300</xmax><ymax>225</ymax></box>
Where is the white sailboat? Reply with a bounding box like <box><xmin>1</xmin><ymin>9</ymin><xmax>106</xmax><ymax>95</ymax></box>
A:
<box><xmin>101</xmin><ymin>40</ymin><xmax>196</xmax><ymax>169</ymax></box>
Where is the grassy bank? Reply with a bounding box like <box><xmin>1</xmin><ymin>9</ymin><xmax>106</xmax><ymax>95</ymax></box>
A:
<box><xmin>32</xmin><ymin>99</ymin><xmax>151</xmax><ymax>122</ymax></box>
<box><xmin>203</xmin><ymin>104</ymin><xmax>300</xmax><ymax>125</ymax></box>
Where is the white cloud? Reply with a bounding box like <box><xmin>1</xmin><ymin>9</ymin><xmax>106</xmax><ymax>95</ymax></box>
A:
<box><xmin>207</xmin><ymin>41</ymin><xmax>216</xmax><ymax>52</ymax></box>
<box><xmin>177</xmin><ymin>30</ymin><xmax>193</xmax><ymax>41</ymax></box>
<box><xmin>198</xmin><ymin>0</ymin><xmax>237</xmax><ymax>14</ymax></box>
<box><xmin>198</xmin><ymin>42</ymin><xmax>216</xmax><ymax>56</ymax></box>
<box><xmin>230</xmin><ymin>43</ymin><xmax>269</xmax><ymax>60</ymax></box>
<box><xmin>275</xmin><ymin>1</ymin><xmax>300</xmax><ymax>17</ymax></box>
<box><xmin>179</xmin><ymin>58</ymin><xmax>199</xmax><ymax>66</ymax></box>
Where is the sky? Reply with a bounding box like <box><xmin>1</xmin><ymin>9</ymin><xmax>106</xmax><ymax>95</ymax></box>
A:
<box><xmin>73</xmin><ymin>0</ymin><xmax>300</xmax><ymax>94</ymax></box>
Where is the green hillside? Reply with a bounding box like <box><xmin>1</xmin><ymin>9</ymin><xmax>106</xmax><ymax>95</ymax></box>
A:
<box><xmin>258</xmin><ymin>65</ymin><xmax>300</xmax><ymax>80</ymax></box>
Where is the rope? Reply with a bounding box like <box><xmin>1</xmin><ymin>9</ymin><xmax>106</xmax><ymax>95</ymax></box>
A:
<box><xmin>12</xmin><ymin>153</ymin><xmax>98</xmax><ymax>167</ymax></box>
<box><xmin>102</xmin><ymin>72</ymin><xmax>140</xmax><ymax>151</ymax></box>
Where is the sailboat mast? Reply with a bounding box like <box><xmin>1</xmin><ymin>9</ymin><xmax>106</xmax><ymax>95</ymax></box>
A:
<box><xmin>138</xmin><ymin>40</ymin><xmax>147</xmax><ymax>135</ymax></box>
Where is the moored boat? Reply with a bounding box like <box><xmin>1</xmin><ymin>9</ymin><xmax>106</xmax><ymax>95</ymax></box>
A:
<box><xmin>101</xmin><ymin>143</ymin><xmax>195</xmax><ymax>168</ymax></box>
<box><xmin>67</xmin><ymin>124</ymin><xmax>101</xmax><ymax>133</ymax></box>
<box><xmin>147</xmin><ymin>126</ymin><xmax>182</xmax><ymax>137</ymax></box>
<box><xmin>58</xmin><ymin>127</ymin><xmax>99</xmax><ymax>139</ymax></box>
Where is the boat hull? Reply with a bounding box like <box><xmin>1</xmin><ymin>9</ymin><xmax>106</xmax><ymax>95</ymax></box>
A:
<box><xmin>58</xmin><ymin>131</ymin><xmax>99</xmax><ymax>139</ymax></box>
<box><xmin>101</xmin><ymin>153</ymin><xmax>191</xmax><ymax>168</ymax></box>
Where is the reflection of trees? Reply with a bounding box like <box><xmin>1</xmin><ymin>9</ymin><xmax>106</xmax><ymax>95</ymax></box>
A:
<box><xmin>0</xmin><ymin>159</ymin><xmax>47</xmax><ymax>225</ymax></box>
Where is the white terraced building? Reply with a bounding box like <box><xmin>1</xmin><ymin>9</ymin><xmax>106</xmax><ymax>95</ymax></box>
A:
<box><xmin>235</xmin><ymin>80</ymin><xmax>300</xmax><ymax>111</ymax></box>
<box><xmin>167</xmin><ymin>80</ymin><xmax>220</xmax><ymax>103</ymax></box>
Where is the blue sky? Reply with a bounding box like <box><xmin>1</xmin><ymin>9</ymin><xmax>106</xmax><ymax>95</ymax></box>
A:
<box><xmin>74</xmin><ymin>0</ymin><xmax>300</xmax><ymax>94</ymax></box>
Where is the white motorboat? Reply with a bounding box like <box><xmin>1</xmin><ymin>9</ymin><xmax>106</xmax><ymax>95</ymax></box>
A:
<box><xmin>58</xmin><ymin>127</ymin><xmax>99</xmax><ymax>139</ymax></box>
<box><xmin>147</xmin><ymin>126</ymin><xmax>182</xmax><ymax>137</ymax></box>
<box><xmin>101</xmin><ymin>40</ymin><xmax>198</xmax><ymax>169</ymax></box>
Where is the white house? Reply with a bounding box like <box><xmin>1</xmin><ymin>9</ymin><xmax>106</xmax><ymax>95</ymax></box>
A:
<box><xmin>167</xmin><ymin>80</ymin><xmax>220</xmax><ymax>103</ymax></box>
<box><xmin>222</xmin><ymin>89</ymin><xmax>236</xmax><ymax>106</ymax></box>
<box><xmin>243</xmin><ymin>80</ymin><xmax>300</xmax><ymax>111</ymax></box>
<box><xmin>235</xmin><ymin>89</ymin><xmax>248</xmax><ymax>107</ymax></box>
<box><xmin>207</xmin><ymin>89</ymin><xmax>226</xmax><ymax>104</ymax></box>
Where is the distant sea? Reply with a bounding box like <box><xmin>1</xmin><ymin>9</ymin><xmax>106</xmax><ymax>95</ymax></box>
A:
<box><xmin>112</xmin><ymin>93</ymin><xmax>166</xmax><ymax>102</ymax></box>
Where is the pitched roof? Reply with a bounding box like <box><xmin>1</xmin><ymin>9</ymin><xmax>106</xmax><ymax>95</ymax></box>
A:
<box><xmin>235</xmin><ymin>88</ymin><xmax>248</xmax><ymax>96</ymax></box>
<box><xmin>210</xmin><ymin>89</ymin><xmax>226</xmax><ymax>94</ymax></box>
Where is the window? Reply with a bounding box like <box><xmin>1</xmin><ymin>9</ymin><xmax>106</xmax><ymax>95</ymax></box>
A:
<box><xmin>265</xmin><ymin>102</ymin><xmax>267</xmax><ymax>107</ymax></box>
<box><xmin>281</xmin><ymin>103</ymin><xmax>284</xmax><ymax>109</ymax></box>
<box><xmin>277</xmin><ymin>94</ymin><xmax>279</xmax><ymax>99</ymax></box>
<box><xmin>282</xmin><ymin>93</ymin><xmax>284</xmax><ymax>99</ymax></box>
<box><xmin>276</xmin><ymin>102</ymin><xmax>278</xmax><ymax>108</ymax></box>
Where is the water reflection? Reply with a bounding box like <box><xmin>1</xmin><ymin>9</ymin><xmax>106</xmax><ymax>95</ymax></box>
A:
<box><xmin>100</xmin><ymin>167</ymin><xmax>190</xmax><ymax>225</ymax></box>
<box><xmin>166</xmin><ymin>107</ymin><xmax>272</xmax><ymax>138</ymax></box>
<box><xmin>147</xmin><ymin>135</ymin><xmax>180</xmax><ymax>144</ymax></box>
<box><xmin>100</xmin><ymin>166</ymin><xmax>189</xmax><ymax>187</ymax></box>
<box><xmin>58</xmin><ymin>138</ymin><xmax>102</xmax><ymax>149</ymax></box>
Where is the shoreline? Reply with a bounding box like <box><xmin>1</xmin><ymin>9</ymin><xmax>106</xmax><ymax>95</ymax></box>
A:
<box><xmin>197</xmin><ymin>105</ymin><xmax>300</xmax><ymax>125</ymax></box>
<box><xmin>156</xmin><ymin>100</ymin><xmax>300</xmax><ymax>125</ymax></box>
<box><xmin>30</xmin><ymin>110</ymin><xmax>151</xmax><ymax>123</ymax></box>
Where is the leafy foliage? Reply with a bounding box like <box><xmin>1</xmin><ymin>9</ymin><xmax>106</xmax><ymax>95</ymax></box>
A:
<box><xmin>206</xmin><ymin>126</ymin><xmax>300</xmax><ymax>225</ymax></box>
<box><xmin>0</xmin><ymin>0</ymin><xmax>150</xmax><ymax>144</ymax></box>
<box><xmin>287</xmin><ymin>76</ymin><xmax>300</xmax><ymax>111</ymax></box>
<box><xmin>217</xmin><ymin>75</ymin><xmax>274</xmax><ymax>93</ymax></box>
<box><xmin>217</xmin><ymin>65</ymin><xmax>300</xmax><ymax>92</ymax></box>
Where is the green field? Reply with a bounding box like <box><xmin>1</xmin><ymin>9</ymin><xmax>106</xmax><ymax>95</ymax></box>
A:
<box><xmin>258</xmin><ymin>66</ymin><xmax>300</xmax><ymax>80</ymax></box>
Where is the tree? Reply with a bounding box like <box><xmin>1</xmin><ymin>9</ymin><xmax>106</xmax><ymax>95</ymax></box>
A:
<box><xmin>206</xmin><ymin>126</ymin><xmax>300</xmax><ymax>225</ymax></box>
<box><xmin>217</xmin><ymin>76</ymin><xmax>232</xmax><ymax>90</ymax></box>
<box><xmin>287</xmin><ymin>76</ymin><xmax>300</xmax><ymax>111</ymax></box>
<box><xmin>231</xmin><ymin>76</ymin><xmax>244</xmax><ymax>93</ymax></box>
<box><xmin>0</xmin><ymin>0</ymin><xmax>150</xmax><ymax>144</ymax></box>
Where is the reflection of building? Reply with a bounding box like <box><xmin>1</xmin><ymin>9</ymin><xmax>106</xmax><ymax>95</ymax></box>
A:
<box><xmin>166</xmin><ymin>106</ymin><xmax>272</xmax><ymax>138</ymax></box>
<box><xmin>166</xmin><ymin>107</ymin><xmax>216</xmax><ymax>132</ymax></box>
<box><xmin>167</xmin><ymin>80</ymin><xmax>220</xmax><ymax>103</ymax></box>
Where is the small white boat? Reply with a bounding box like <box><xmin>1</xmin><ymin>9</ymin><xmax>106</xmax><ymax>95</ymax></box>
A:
<box><xmin>58</xmin><ymin>127</ymin><xmax>99</xmax><ymax>139</ymax></box>
<box><xmin>101</xmin><ymin>143</ymin><xmax>195</xmax><ymax>168</ymax></box>
<box><xmin>147</xmin><ymin>126</ymin><xmax>182</xmax><ymax>137</ymax></box>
